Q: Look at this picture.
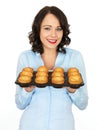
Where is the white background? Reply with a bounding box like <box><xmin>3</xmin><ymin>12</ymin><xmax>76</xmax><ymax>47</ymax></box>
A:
<box><xmin>0</xmin><ymin>0</ymin><xmax>98</xmax><ymax>129</ymax></box>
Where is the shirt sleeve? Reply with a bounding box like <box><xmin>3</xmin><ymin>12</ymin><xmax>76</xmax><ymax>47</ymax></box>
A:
<box><xmin>68</xmin><ymin>52</ymin><xmax>88</xmax><ymax>110</ymax></box>
<box><xmin>15</xmin><ymin>52</ymin><xmax>35</xmax><ymax>110</ymax></box>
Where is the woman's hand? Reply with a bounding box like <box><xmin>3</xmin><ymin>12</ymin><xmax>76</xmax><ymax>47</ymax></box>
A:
<box><xmin>66</xmin><ymin>87</ymin><xmax>77</xmax><ymax>93</ymax></box>
<box><xmin>63</xmin><ymin>86</ymin><xmax>77</xmax><ymax>93</ymax></box>
<box><xmin>24</xmin><ymin>85</ymin><xmax>36</xmax><ymax>92</ymax></box>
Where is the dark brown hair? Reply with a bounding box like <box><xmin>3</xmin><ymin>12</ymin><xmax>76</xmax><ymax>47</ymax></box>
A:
<box><xmin>28</xmin><ymin>6</ymin><xmax>71</xmax><ymax>54</ymax></box>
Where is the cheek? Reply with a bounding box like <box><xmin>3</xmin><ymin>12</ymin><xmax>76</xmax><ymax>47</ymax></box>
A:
<box><xmin>58</xmin><ymin>31</ymin><xmax>63</xmax><ymax>38</ymax></box>
<box><xmin>40</xmin><ymin>31</ymin><xmax>47</xmax><ymax>38</ymax></box>
<box><xmin>40</xmin><ymin>31</ymin><xmax>44</xmax><ymax>41</ymax></box>
<box><xmin>58</xmin><ymin>34</ymin><xmax>63</xmax><ymax>41</ymax></box>
<box><xmin>40</xmin><ymin>32</ymin><xmax>49</xmax><ymax>43</ymax></box>
<box><xmin>40</xmin><ymin>33</ymin><xmax>44</xmax><ymax>41</ymax></box>
<box><xmin>40</xmin><ymin>34</ymin><xmax>47</xmax><ymax>44</ymax></box>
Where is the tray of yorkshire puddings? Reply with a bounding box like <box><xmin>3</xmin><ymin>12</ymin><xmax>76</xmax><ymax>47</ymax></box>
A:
<box><xmin>15</xmin><ymin>66</ymin><xmax>84</xmax><ymax>88</ymax></box>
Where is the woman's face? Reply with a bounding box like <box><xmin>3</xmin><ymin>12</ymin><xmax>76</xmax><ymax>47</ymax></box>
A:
<box><xmin>40</xmin><ymin>13</ymin><xmax>63</xmax><ymax>51</ymax></box>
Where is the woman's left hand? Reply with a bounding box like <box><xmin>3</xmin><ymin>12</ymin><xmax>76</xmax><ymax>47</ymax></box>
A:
<box><xmin>24</xmin><ymin>85</ymin><xmax>36</xmax><ymax>92</ymax></box>
<box><xmin>64</xmin><ymin>86</ymin><xmax>77</xmax><ymax>93</ymax></box>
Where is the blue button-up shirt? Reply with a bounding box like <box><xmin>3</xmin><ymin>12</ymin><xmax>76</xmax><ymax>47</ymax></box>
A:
<box><xmin>15</xmin><ymin>48</ymin><xmax>88</xmax><ymax>130</ymax></box>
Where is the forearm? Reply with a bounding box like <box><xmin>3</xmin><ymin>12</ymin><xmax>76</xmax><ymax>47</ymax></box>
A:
<box><xmin>15</xmin><ymin>85</ymin><xmax>35</xmax><ymax>110</ymax></box>
<box><xmin>68</xmin><ymin>86</ymin><xmax>88</xmax><ymax>110</ymax></box>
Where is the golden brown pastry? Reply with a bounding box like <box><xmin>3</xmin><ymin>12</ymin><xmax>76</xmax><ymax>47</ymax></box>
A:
<box><xmin>52</xmin><ymin>76</ymin><xmax>64</xmax><ymax>84</ymax></box>
<box><xmin>67</xmin><ymin>67</ymin><xmax>82</xmax><ymax>84</ymax></box>
<box><xmin>51</xmin><ymin>67</ymin><xmax>65</xmax><ymax>84</ymax></box>
<box><xmin>68</xmin><ymin>74</ymin><xmax>82</xmax><ymax>84</ymax></box>
<box><xmin>67</xmin><ymin>71</ymin><xmax>79</xmax><ymax>77</ymax></box>
<box><xmin>18</xmin><ymin>75</ymin><xmax>32</xmax><ymax>83</ymax></box>
<box><xmin>23</xmin><ymin>67</ymin><xmax>34</xmax><ymax>73</ymax></box>
<box><xmin>53</xmin><ymin>67</ymin><xmax>64</xmax><ymax>73</ymax></box>
<box><xmin>18</xmin><ymin>67</ymin><xmax>34</xmax><ymax>84</ymax></box>
<box><xmin>37</xmin><ymin>66</ymin><xmax>48</xmax><ymax>73</ymax></box>
<box><xmin>36</xmin><ymin>71</ymin><xmax>48</xmax><ymax>77</ymax></box>
<box><xmin>67</xmin><ymin>67</ymin><xmax>79</xmax><ymax>73</ymax></box>
<box><xmin>35</xmin><ymin>76</ymin><xmax>48</xmax><ymax>84</ymax></box>
<box><xmin>20</xmin><ymin>70</ymin><xmax>33</xmax><ymax>77</ymax></box>
<box><xmin>52</xmin><ymin>71</ymin><xmax>64</xmax><ymax>77</ymax></box>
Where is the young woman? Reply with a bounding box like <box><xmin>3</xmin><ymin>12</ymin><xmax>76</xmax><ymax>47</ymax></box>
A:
<box><xmin>15</xmin><ymin>6</ymin><xmax>88</xmax><ymax>130</ymax></box>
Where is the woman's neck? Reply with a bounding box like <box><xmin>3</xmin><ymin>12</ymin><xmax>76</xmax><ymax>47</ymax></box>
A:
<box><xmin>41</xmin><ymin>49</ymin><xmax>58</xmax><ymax>70</ymax></box>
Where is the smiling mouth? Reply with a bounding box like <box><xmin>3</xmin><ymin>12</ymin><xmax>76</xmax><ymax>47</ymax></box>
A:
<box><xmin>48</xmin><ymin>39</ymin><xmax>57</xmax><ymax>44</ymax></box>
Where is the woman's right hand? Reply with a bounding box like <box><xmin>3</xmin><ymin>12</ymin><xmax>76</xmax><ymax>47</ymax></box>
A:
<box><xmin>24</xmin><ymin>85</ymin><xmax>36</xmax><ymax>92</ymax></box>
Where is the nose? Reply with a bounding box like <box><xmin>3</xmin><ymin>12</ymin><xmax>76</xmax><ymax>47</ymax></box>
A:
<box><xmin>51</xmin><ymin>29</ymin><xmax>57</xmax><ymax>37</ymax></box>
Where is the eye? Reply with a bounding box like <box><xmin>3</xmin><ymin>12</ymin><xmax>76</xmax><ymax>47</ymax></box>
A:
<box><xmin>56</xmin><ymin>27</ymin><xmax>62</xmax><ymax>31</ymax></box>
<box><xmin>44</xmin><ymin>27</ymin><xmax>51</xmax><ymax>30</ymax></box>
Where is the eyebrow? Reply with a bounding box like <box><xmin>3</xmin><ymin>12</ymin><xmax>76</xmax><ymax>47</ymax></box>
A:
<box><xmin>42</xmin><ymin>25</ymin><xmax>62</xmax><ymax>28</ymax></box>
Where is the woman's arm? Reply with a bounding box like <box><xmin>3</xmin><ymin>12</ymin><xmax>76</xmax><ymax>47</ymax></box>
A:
<box><xmin>15</xmin><ymin>52</ymin><xmax>35</xmax><ymax>110</ymax></box>
<box><xmin>67</xmin><ymin>52</ymin><xmax>88</xmax><ymax>110</ymax></box>
<box><xmin>15</xmin><ymin>85</ymin><xmax>35</xmax><ymax>110</ymax></box>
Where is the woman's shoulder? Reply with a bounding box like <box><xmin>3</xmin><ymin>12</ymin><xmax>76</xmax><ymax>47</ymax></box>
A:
<box><xmin>66</xmin><ymin>47</ymin><xmax>82</xmax><ymax>55</ymax></box>
<box><xmin>20</xmin><ymin>49</ymin><xmax>33</xmax><ymax>54</ymax></box>
<box><xmin>19</xmin><ymin>50</ymin><xmax>35</xmax><ymax>57</ymax></box>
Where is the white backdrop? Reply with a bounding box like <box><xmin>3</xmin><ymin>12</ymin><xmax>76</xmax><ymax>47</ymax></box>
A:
<box><xmin>0</xmin><ymin>0</ymin><xmax>98</xmax><ymax>129</ymax></box>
